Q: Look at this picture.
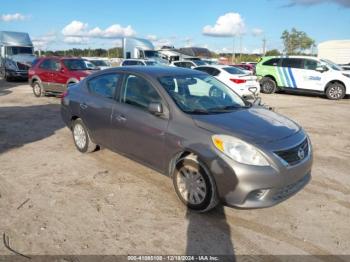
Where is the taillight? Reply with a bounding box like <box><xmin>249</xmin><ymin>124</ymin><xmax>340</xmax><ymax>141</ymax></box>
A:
<box><xmin>230</xmin><ymin>78</ymin><xmax>246</xmax><ymax>84</ymax></box>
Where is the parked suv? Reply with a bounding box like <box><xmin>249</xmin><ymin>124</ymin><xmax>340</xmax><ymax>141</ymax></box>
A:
<box><xmin>256</xmin><ymin>56</ymin><xmax>350</xmax><ymax>100</ymax></box>
<box><xmin>28</xmin><ymin>57</ymin><xmax>97</xmax><ymax>97</ymax></box>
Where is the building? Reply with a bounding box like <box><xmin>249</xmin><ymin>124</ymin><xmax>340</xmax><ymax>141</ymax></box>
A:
<box><xmin>318</xmin><ymin>40</ymin><xmax>350</xmax><ymax>64</ymax></box>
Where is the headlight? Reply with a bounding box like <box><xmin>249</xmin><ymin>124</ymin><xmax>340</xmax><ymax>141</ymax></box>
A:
<box><xmin>342</xmin><ymin>73</ymin><xmax>350</xmax><ymax>78</ymax></box>
<box><xmin>5</xmin><ymin>60</ymin><xmax>17</xmax><ymax>70</ymax></box>
<box><xmin>212</xmin><ymin>135</ymin><xmax>270</xmax><ymax>166</ymax></box>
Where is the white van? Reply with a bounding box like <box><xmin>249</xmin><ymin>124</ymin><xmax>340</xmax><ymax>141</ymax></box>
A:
<box><xmin>256</xmin><ymin>56</ymin><xmax>350</xmax><ymax>100</ymax></box>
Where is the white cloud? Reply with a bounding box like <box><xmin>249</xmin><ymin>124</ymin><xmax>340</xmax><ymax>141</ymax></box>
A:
<box><xmin>202</xmin><ymin>12</ymin><xmax>245</xmax><ymax>37</ymax></box>
<box><xmin>62</xmin><ymin>20</ymin><xmax>136</xmax><ymax>39</ymax></box>
<box><xmin>252</xmin><ymin>28</ymin><xmax>264</xmax><ymax>37</ymax></box>
<box><xmin>0</xmin><ymin>13</ymin><xmax>27</xmax><ymax>22</ymax></box>
<box><xmin>62</xmin><ymin>20</ymin><xmax>88</xmax><ymax>36</ymax></box>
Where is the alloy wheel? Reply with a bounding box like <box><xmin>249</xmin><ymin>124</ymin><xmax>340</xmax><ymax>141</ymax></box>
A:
<box><xmin>73</xmin><ymin>124</ymin><xmax>87</xmax><ymax>150</ymax></box>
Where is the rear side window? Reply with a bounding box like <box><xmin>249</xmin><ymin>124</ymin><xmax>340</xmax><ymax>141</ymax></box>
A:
<box><xmin>195</xmin><ymin>67</ymin><xmax>220</xmax><ymax>76</ymax></box>
<box><xmin>123</xmin><ymin>60</ymin><xmax>138</xmax><ymax>66</ymax></box>
<box><xmin>223</xmin><ymin>67</ymin><xmax>244</xmax><ymax>75</ymax></box>
<box><xmin>88</xmin><ymin>74</ymin><xmax>120</xmax><ymax>99</ymax></box>
<box><xmin>39</xmin><ymin>59</ymin><xmax>60</xmax><ymax>71</ymax></box>
<box><xmin>281</xmin><ymin>58</ymin><xmax>303</xmax><ymax>69</ymax></box>
<box><xmin>263</xmin><ymin>58</ymin><xmax>280</xmax><ymax>66</ymax></box>
<box><xmin>122</xmin><ymin>75</ymin><xmax>162</xmax><ymax>110</ymax></box>
<box><xmin>31</xmin><ymin>59</ymin><xmax>40</xmax><ymax>68</ymax></box>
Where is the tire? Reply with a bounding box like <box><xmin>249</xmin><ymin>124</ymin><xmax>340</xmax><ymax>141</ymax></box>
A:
<box><xmin>4</xmin><ymin>71</ymin><xmax>12</xmax><ymax>82</ymax></box>
<box><xmin>325</xmin><ymin>83</ymin><xmax>346</xmax><ymax>100</ymax></box>
<box><xmin>173</xmin><ymin>154</ymin><xmax>219</xmax><ymax>212</ymax></box>
<box><xmin>260</xmin><ymin>77</ymin><xmax>276</xmax><ymax>94</ymax></box>
<box><xmin>32</xmin><ymin>81</ymin><xmax>45</xmax><ymax>97</ymax></box>
<box><xmin>72</xmin><ymin>119</ymin><xmax>97</xmax><ymax>153</ymax></box>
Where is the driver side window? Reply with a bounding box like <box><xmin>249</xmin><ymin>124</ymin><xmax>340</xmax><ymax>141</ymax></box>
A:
<box><xmin>122</xmin><ymin>75</ymin><xmax>162</xmax><ymax>110</ymax></box>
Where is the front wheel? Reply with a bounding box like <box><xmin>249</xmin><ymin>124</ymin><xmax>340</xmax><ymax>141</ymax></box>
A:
<box><xmin>32</xmin><ymin>82</ymin><xmax>45</xmax><ymax>97</ymax></box>
<box><xmin>173</xmin><ymin>154</ymin><xmax>218</xmax><ymax>212</ymax></box>
<box><xmin>260</xmin><ymin>77</ymin><xmax>276</xmax><ymax>94</ymax></box>
<box><xmin>326</xmin><ymin>83</ymin><xmax>345</xmax><ymax>100</ymax></box>
<box><xmin>72</xmin><ymin>119</ymin><xmax>97</xmax><ymax>153</ymax></box>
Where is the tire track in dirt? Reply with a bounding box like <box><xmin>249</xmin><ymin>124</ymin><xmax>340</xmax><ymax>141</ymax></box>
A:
<box><xmin>224</xmin><ymin>213</ymin><xmax>345</xmax><ymax>261</ymax></box>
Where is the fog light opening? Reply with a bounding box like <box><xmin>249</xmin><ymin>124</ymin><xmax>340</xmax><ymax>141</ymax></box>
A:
<box><xmin>249</xmin><ymin>189</ymin><xmax>269</xmax><ymax>200</ymax></box>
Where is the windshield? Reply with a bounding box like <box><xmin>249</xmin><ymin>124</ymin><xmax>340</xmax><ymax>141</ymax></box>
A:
<box><xmin>6</xmin><ymin>46</ymin><xmax>33</xmax><ymax>56</ymax></box>
<box><xmin>321</xmin><ymin>59</ymin><xmax>342</xmax><ymax>71</ymax></box>
<box><xmin>144</xmin><ymin>50</ymin><xmax>159</xmax><ymax>58</ymax></box>
<box><xmin>193</xmin><ymin>60</ymin><xmax>207</xmax><ymax>66</ymax></box>
<box><xmin>145</xmin><ymin>61</ymin><xmax>158</xmax><ymax>66</ymax></box>
<box><xmin>63</xmin><ymin>59</ymin><xmax>89</xmax><ymax>70</ymax></box>
<box><xmin>158</xmin><ymin>74</ymin><xmax>246</xmax><ymax>114</ymax></box>
<box><xmin>223</xmin><ymin>67</ymin><xmax>245</xmax><ymax>75</ymax></box>
<box><xmin>91</xmin><ymin>60</ymin><xmax>108</xmax><ymax>66</ymax></box>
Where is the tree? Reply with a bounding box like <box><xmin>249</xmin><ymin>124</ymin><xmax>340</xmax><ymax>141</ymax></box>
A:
<box><xmin>281</xmin><ymin>28</ymin><xmax>315</xmax><ymax>55</ymax></box>
<box><xmin>265</xmin><ymin>49</ymin><xmax>281</xmax><ymax>56</ymax></box>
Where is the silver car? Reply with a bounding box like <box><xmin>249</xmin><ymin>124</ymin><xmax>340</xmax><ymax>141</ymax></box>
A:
<box><xmin>61</xmin><ymin>66</ymin><xmax>312</xmax><ymax>212</ymax></box>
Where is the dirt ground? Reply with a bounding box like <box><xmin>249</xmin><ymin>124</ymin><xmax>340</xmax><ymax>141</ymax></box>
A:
<box><xmin>0</xmin><ymin>79</ymin><xmax>349</xmax><ymax>260</ymax></box>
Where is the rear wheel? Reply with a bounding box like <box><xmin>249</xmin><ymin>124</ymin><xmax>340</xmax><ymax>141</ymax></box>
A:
<box><xmin>173</xmin><ymin>154</ymin><xmax>218</xmax><ymax>212</ymax></box>
<box><xmin>72</xmin><ymin>119</ymin><xmax>97</xmax><ymax>153</ymax></box>
<box><xmin>260</xmin><ymin>77</ymin><xmax>276</xmax><ymax>94</ymax></box>
<box><xmin>326</xmin><ymin>83</ymin><xmax>345</xmax><ymax>100</ymax></box>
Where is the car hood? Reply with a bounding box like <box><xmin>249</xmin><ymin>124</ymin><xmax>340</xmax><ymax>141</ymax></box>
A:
<box><xmin>9</xmin><ymin>54</ymin><xmax>36</xmax><ymax>66</ymax></box>
<box><xmin>192</xmin><ymin>107</ymin><xmax>300</xmax><ymax>144</ymax></box>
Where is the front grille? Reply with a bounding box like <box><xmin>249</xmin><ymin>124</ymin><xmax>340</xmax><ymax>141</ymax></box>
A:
<box><xmin>17</xmin><ymin>62</ymin><xmax>30</xmax><ymax>70</ymax></box>
<box><xmin>274</xmin><ymin>138</ymin><xmax>309</xmax><ymax>166</ymax></box>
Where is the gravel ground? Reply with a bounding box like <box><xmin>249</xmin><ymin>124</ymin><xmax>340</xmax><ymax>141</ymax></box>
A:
<box><xmin>0</xmin><ymin>79</ymin><xmax>349</xmax><ymax>261</ymax></box>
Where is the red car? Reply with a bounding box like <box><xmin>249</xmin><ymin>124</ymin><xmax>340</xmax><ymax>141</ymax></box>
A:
<box><xmin>28</xmin><ymin>57</ymin><xmax>97</xmax><ymax>97</ymax></box>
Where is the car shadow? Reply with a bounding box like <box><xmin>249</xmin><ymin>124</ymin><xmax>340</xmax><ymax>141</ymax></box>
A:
<box><xmin>0</xmin><ymin>78</ymin><xmax>28</xmax><ymax>97</ymax></box>
<box><xmin>186</xmin><ymin>205</ymin><xmax>236</xmax><ymax>261</ymax></box>
<box><xmin>0</xmin><ymin>104</ymin><xmax>65</xmax><ymax>155</ymax></box>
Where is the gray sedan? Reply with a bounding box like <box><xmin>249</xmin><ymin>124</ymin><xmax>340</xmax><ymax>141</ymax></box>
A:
<box><xmin>61</xmin><ymin>66</ymin><xmax>312</xmax><ymax>212</ymax></box>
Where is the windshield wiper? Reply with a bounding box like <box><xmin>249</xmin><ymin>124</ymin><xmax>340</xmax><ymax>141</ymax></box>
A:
<box><xmin>208</xmin><ymin>105</ymin><xmax>247</xmax><ymax>112</ymax></box>
<box><xmin>186</xmin><ymin>109</ymin><xmax>211</xmax><ymax>115</ymax></box>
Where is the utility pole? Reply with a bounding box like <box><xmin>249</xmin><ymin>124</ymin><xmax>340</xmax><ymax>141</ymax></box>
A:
<box><xmin>232</xmin><ymin>36</ymin><xmax>235</xmax><ymax>64</ymax></box>
<box><xmin>239</xmin><ymin>35</ymin><xmax>242</xmax><ymax>62</ymax></box>
<box><xmin>262</xmin><ymin>37</ymin><xmax>267</xmax><ymax>56</ymax></box>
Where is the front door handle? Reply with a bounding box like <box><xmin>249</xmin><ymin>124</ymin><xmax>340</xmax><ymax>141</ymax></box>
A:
<box><xmin>115</xmin><ymin>115</ymin><xmax>127</xmax><ymax>122</ymax></box>
<box><xmin>80</xmin><ymin>103</ymin><xmax>88</xmax><ymax>110</ymax></box>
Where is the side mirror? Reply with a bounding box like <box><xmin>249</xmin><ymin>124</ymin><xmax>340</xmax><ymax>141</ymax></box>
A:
<box><xmin>148</xmin><ymin>102</ymin><xmax>163</xmax><ymax>116</ymax></box>
<box><xmin>316</xmin><ymin>66</ymin><xmax>327</xmax><ymax>73</ymax></box>
<box><xmin>60</xmin><ymin>67</ymin><xmax>65</xmax><ymax>73</ymax></box>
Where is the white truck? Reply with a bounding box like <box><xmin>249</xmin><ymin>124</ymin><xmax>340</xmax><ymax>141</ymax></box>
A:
<box><xmin>122</xmin><ymin>37</ymin><xmax>167</xmax><ymax>65</ymax></box>
<box><xmin>0</xmin><ymin>31</ymin><xmax>36</xmax><ymax>81</ymax></box>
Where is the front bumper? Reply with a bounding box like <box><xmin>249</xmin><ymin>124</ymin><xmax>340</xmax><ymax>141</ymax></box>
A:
<box><xmin>208</xmin><ymin>134</ymin><xmax>313</xmax><ymax>209</ymax></box>
<box><xmin>7</xmin><ymin>69</ymin><xmax>28</xmax><ymax>79</ymax></box>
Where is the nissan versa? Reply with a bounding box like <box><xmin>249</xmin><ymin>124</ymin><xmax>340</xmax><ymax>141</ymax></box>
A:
<box><xmin>61</xmin><ymin>66</ymin><xmax>313</xmax><ymax>212</ymax></box>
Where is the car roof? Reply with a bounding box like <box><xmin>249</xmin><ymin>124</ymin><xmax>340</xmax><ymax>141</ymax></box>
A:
<box><xmin>97</xmin><ymin>66</ymin><xmax>206</xmax><ymax>77</ymax></box>
<box><xmin>195</xmin><ymin>64</ymin><xmax>230</xmax><ymax>69</ymax></box>
<box><xmin>263</xmin><ymin>55</ymin><xmax>319</xmax><ymax>60</ymax></box>
<box><xmin>40</xmin><ymin>56</ymin><xmax>83</xmax><ymax>60</ymax></box>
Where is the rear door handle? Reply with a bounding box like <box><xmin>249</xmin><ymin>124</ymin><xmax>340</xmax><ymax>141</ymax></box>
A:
<box><xmin>115</xmin><ymin>115</ymin><xmax>127</xmax><ymax>122</ymax></box>
<box><xmin>80</xmin><ymin>103</ymin><xmax>88</xmax><ymax>110</ymax></box>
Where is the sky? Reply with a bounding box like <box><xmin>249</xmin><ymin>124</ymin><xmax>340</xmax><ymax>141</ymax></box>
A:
<box><xmin>0</xmin><ymin>0</ymin><xmax>349</xmax><ymax>53</ymax></box>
